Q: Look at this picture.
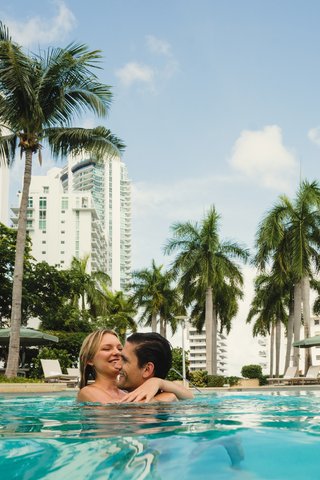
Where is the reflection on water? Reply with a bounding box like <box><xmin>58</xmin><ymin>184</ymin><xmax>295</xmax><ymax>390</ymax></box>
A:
<box><xmin>1</xmin><ymin>391</ymin><xmax>320</xmax><ymax>479</ymax></box>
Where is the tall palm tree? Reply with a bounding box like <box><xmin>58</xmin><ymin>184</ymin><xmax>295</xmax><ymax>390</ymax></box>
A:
<box><xmin>69</xmin><ymin>255</ymin><xmax>111</xmax><ymax>319</ymax></box>
<box><xmin>247</xmin><ymin>273</ymin><xmax>288</xmax><ymax>377</ymax></box>
<box><xmin>164</xmin><ymin>206</ymin><xmax>249</xmax><ymax>375</ymax></box>
<box><xmin>255</xmin><ymin>180</ymin><xmax>320</xmax><ymax>374</ymax></box>
<box><xmin>0</xmin><ymin>23</ymin><xmax>125</xmax><ymax>376</ymax></box>
<box><xmin>130</xmin><ymin>260</ymin><xmax>179</xmax><ymax>336</ymax></box>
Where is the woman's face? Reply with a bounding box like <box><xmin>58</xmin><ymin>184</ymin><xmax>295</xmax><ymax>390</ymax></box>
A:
<box><xmin>89</xmin><ymin>333</ymin><xmax>123</xmax><ymax>378</ymax></box>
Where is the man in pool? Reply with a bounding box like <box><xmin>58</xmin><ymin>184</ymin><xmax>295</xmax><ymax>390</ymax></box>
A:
<box><xmin>118</xmin><ymin>332</ymin><xmax>194</xmax><ymax>402</ymax></box>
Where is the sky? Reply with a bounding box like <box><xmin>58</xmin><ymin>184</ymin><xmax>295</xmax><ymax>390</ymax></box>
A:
<box><xmin>2</xmin><ymin>0</ymin><xmax>320</xmax><ymax>375</ymax></box>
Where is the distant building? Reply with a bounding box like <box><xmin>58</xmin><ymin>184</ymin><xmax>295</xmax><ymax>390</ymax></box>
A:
<box><xmin>11</xmin><ymin>155</ymin><xmax>131</xmax><ymax>290</ymax></box>
<box><xmin>187</xmin><ymin>326</ymin><xmax>228</xmax><ymax>375</ymax></box>
<box><xmin>0</xmin><ymin>162</ymin><xmax>9</xmax><ymax>226</ymax></box>
<box><xmin>257</xmin><ymin>316</ymin><xmax>320</xmax><ymax>375</ymax></box>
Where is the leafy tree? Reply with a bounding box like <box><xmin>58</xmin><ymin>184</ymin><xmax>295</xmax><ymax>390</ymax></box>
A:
<box><xmin>0</xmin><ymin>23</ymin><xmax>125</xmax><ymax>377</ymax></box>
<box><xmin>0</xmin><ymin>223</ymin><xmax>32</xmax><ymax>325</ymax></box>
<box><xmin>164</xmin><ymin>206</ymin><xmax>249</xmax><ymax>375</ymax></box>
<box><xmin>167</xmin><ymin>347</ymin><xmax>189</xmax><ymax>381</ymax></box>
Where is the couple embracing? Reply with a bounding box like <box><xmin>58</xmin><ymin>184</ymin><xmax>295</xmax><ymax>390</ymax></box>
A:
<box><xmin>78</xmin><ymin>330</ymin><xmax>193</xmax><ymax>404</ymax></box>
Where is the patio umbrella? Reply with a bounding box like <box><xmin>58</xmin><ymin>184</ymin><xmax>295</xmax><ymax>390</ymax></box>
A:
<box><xmin>292</xmin><ymin>335</ymin><xmax>320</xmax><ymax>348</ymax></box>
<box><xmin>0</xmin><ymin>328</ymin><xmax>58</xmax><ymax>346</ymax></box>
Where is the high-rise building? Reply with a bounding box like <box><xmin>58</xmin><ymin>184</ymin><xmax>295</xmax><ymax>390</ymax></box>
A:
<box><xmin>187</xmin><ymin>326</ymin><xmax>228</xmax><ymax>374</ymax></box>
<box><xmin>60</xmin><ymin>155</ymin><xmax>131</xmax><ymax>290</ymax></box>
<box><xmin>11</xmin><ymin>155</ymin><xmax>131</xmax><ymax>290</ymax></box>
<box><xmin>0</xmin><ymin>162</ymin><xmax>9</xmax><ymax>226</ymax></box>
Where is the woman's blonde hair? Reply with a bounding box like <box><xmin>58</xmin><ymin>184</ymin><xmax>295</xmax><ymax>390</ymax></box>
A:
<box><xmin>79</xmin><ymin>329</ymin><xmax>119</xmax><ymax>389</ymax></box>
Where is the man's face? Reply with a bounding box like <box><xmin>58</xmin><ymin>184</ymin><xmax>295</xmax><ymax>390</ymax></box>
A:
<box><xmin>118</xmin><ymin>341</ymin><xmax>146</xmax><ymax>391</ymax></box>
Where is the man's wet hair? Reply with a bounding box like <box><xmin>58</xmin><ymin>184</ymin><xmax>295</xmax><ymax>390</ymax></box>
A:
<box><xmin>126</xmin><ymin>332</ymin><xmax>172</xmax><ymax>378</ymax></box>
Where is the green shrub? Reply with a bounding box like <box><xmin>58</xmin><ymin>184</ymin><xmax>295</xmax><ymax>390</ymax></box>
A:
<box><xmin>207</xmin><ymin>375</ymin><xmax>225</xmax><ymax>387</ymax></box>
<box><xmin>188</xmin><ymin>370</ymin><xmax>208</xmax><ymax>387</ymax></box>
<box><xmin>241</xmin><ymin>364</ymin><xmax>263</xmax><ymax>379</ymax></box>
<box><xmin>0</xmin><ymin>375</ymin><xmax>42</xmax><ymax>383</ymax></box>
<box><xmin>29</xmin><ymin>347</ymin><xmax>72</xmax><ymax>379</ymax></box>
<box><xmin>225</xmin><ymin>376</ymin><xmax>240</xmax><ymax>387</ymax></box>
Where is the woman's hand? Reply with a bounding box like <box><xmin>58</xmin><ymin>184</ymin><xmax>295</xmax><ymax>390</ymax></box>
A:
<box><xmin>120</xmin><ymin>377</ymin><xmax>163</xmax><ymax>403</ymax></box>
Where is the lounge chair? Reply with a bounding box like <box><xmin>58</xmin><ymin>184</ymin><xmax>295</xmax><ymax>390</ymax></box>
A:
<box><xmin>267</xmin><ymin>366</ymin><xmax>298</xmax><ymax>385</ymax></box>
<box><xmin>288</xmin><ymin>365</ymin><xmax>320</xmax><ymax>385</ymax></box>
<box><xmin>67</xmin><ymin>367</ymin><xmax>80</xmax><ymax>378</ymax></box>
<box><xmin>40</xmin><ymin>359</ymin><xmax>78</xmax><ymax>386</ymax></box>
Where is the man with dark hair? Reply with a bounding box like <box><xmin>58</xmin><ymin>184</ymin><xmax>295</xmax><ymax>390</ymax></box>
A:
<box><xmin>118</xmin><ymin>332</ymin><xmax>193</xmax><ymax>402</ymax></box>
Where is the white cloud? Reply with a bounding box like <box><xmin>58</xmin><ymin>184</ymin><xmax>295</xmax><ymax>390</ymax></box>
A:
<box><xmin>229</xmin><ymin>125</ymin><xmax>298</xmax><ymax>191</ymax></box>
<box><xmin>4</xmin><ymin>1</ymin><xmax>76</xmax><ymax>47</ymax></box>
<box><xmin>115</xmin><ymin>35</ymin><xmax>178</xmax><ymax>90</ymax></box>
<box><xmin>146</xmin><ymin>35</ymin><xmax>172</xmax><ymax>56</ymax></box>
<box><xmin>308</xmin><ymin>126</ymin><xmax>320</xmax><ymax>146</ymax></box>
<box><xmin>115</xmin><ymin>62</ymin><xmax>155</xmax><ymax>87</ymax></box>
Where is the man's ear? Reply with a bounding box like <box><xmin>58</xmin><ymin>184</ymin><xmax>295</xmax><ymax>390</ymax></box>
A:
<box><xmin>142</xmin><ymin>362</ymin><xmax>155</xmax><ymax>379</ymax></box>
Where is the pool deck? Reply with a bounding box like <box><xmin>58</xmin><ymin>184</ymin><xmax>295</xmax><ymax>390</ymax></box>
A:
<box><xmin>1</xmin><ymin>383</ymin><xmax>320</xmax><ymax>394</ymax></box>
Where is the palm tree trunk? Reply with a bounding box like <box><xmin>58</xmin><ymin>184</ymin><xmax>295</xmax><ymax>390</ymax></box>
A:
<box><xmin>205</xmin><ymin>287</ymin><xmax>216</xmax><ymax>375</ymax></box>
<box><xmin>302</xmin><ymin>275</ymin><xmax>312</xmax><ymax>374</ymax></box>
<box><xmin>270</xmin><ymin>323</ymin><xmax>275</xmax><ymax>377</ymax></box>
<box><xmin>5</xmin><ymin>151</ymin><xmax>33</xmax><ymax>378</ymax></box>
<box><xmin>292</xmin><ymin>282</ymin><xmax>302</xmax><ymax>372</ymax></box>
<box><xmin>151</xmin><ymin>312</ymin><xmax>157</xmax><ymax>332</ymax></box>
<box><xmin>275</xmin><ymin>318</ymin><xmax>281</xmax><ymax>377</ymax></box>
<box><xmin>159</xmin><ymin>316</ymin><xmax>166</xmax><ymax>337</ymax></box>
<box><xmin>284</xmin><ymin>290</ymin><xmax>294</xmax><ymax>373</ymax></box>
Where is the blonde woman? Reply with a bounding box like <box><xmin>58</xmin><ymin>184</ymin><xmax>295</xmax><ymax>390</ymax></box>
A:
<box><xmin>78</xmin><ymin>329</ymin><xmax>193</xmax><ymax>403</ymax></box>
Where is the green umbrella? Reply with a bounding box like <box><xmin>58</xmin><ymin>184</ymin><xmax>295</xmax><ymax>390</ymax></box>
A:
<box><xmin>292</xmin><ymin>335</ymin><xmax>320</xmax><ymax>348</ymax></box>
<box><xmin>0</xmin><ymin>328</ymin><xmax>58</xmax><ymax>346</ymax></box>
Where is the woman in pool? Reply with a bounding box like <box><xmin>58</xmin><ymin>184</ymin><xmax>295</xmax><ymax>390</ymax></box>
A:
<box><xmin>78</xmin><ymin>329</ymin><xmax>193</xmax><ymax>403</ymax></box>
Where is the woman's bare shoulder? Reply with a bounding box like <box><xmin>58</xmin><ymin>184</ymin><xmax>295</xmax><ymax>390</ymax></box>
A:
<box><xmin>77</xmin><ymin>384</ymin><xmax>104</xmax><ymax>403</ymax></box>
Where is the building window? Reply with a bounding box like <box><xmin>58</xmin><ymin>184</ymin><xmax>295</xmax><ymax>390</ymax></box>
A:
<box><xmin>61</xmin><ymin>231</ymin><xmax>65</xmax><ymax>234</ymax></box>
<box><xmin>27</xmin><ymin>197</ymin><xmax>33</xmax><ymax>208</ymax></box>
<box><xmin>39</xmin><ymin>210</ymin><xmax>46</xmax><ymax>230</ymax></box>
<box><xmin>61</xmin><ymin>240</ymin><xmax>65</xmax><ymax>244</ymax></box>
<box><xmin>43</xmin><ymin>186</ymin><xmax>49</xmax><ymax>193</ymax></box>
<box><xmin>314</xmin><ymin>319</ymin><xmax>320</xmax><ymax>326</ymax></box>
<box><xmin>61</xmin><ymin>197</ymin><xmax>68</xmax><ymax>209</ymax></box>
<box><xmin>42</xmin><ymin>240</ymin><xmax>46</xmax><ymax>244</ymax></box>
<box><xmin>39</xmin><ymin>197</ymin><xmax>47</xmax><ymax>209</ymax></box>
<box><xmin>41</xmin><ymin>251</ymin><xmax>46</xmax><ymax>254</ymax></box>
<box><xmin>26</xmin><ymin>220</ymin><xmax>33</xmax><ymax>228</ymax></box>
<box><xmin>60</xmin><ymin>251</ymin><xmax>65</xmax><ymax>254</ymax></box>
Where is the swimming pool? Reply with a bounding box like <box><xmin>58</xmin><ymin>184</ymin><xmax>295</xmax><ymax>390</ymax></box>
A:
<box><xmin>1</xmin><ymin>390</ymin><xmax>320</xmax><ymax>479</ymax></box>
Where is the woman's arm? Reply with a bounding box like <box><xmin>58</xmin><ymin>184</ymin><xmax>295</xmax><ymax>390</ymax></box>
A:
<box><xmin>120</xmin><ymin>377</ymin><xmax>194</xmax><ymax>403</ymax></box>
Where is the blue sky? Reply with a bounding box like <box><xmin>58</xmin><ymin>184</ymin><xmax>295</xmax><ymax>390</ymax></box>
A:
<box><xmin>3</xmin><ymin>0</ymin><xmax>320</xmax><ymax>372</ymax></box>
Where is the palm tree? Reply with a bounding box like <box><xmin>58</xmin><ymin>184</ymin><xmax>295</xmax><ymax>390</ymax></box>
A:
<box><xmin>69</xmin><ymin>255</ymin><xmax>111</xmax><ymax>319</ymax></box>
<box><xmin>130</xmin><ymin>260</ymin><xmax>179</xmax><ymax>336</ymax></box>
<box><xmin>0</xmin><ymin>23</ymin><xmax>125</xmax><ymax>377</ymax></box>
<box><xmin>164</xmin><ymin>206</ymin><xmax>249</xmax><ymax>375</ymax></box>
<box><xmin>96</xmin><ymin>290</ymin><xmax>137</xmax><ymax>343</ymax></box>
<box><xmin>247</xmin><ymin>273</ymin><xmax>288</xmax><ymax>377</ymax></box>
<box><xmin>255</xmin><ymin>180</ymin><xmax>320</xmax><ymax>374</ymax></box>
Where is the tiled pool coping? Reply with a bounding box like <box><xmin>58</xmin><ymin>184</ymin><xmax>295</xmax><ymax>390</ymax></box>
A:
<box><xmin>1</xmin><ymin>383</ymin><xmax>320</xmax><ymax>393</ymax></box>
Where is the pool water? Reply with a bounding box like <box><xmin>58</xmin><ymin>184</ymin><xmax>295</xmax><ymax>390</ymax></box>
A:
<box><xmin>1</xmin><ymin>390</ymin><xmax>320</xmax><ymax>479</ymax></box>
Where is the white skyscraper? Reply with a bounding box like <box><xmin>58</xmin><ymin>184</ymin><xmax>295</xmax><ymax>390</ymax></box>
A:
<box><xmin>11</xmin><ymin>155</ymin><xmax>131</xmax><ymax>290</ymax></box>
<box><xmin>0</xmin><ymin>162</ymin><xmax>9</xmax><ymax>226</ymax></box>
<box><xmin>187</xmin><ymin>326</ymin><xmax>228</xmax><ymax>375</ymax></box>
